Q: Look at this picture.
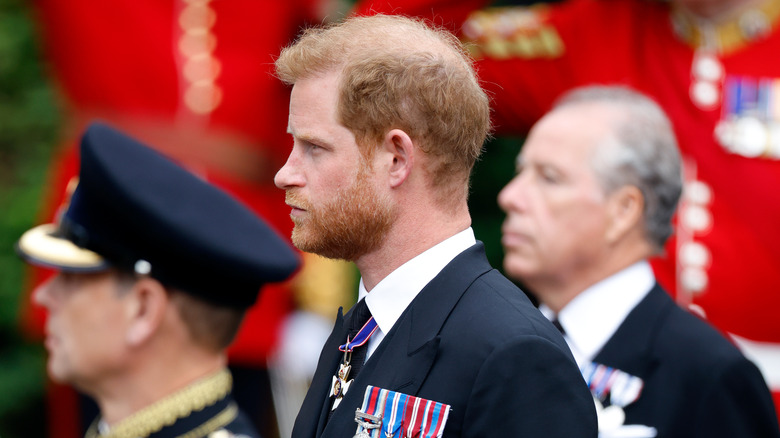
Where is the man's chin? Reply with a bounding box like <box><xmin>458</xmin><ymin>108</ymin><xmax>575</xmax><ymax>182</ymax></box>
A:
<box><xmin>290</xmin><ymin>227</ymin><xmax>311</xmax><ymax>251</ymax></box>
<box><xmin>47</xmin><ymin>361</ymin><xmax>70</xmax><ymax>384</ymax></box>
<box><xmin>503</xmin><ymin>257</ymin><xmax>541</xmax><ymax>281</ymax></box>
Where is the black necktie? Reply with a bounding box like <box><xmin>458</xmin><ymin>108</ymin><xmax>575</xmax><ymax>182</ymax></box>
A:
<box><xmin>345</xmin><ymin>299</ymin><xmax>373</xmax><ymax>379</ymax></box>
<box><xmin>327</xmin><ymin>299</ymin><xmax>373</xmax><ymax>419</ymax></box>
<box><xmin>552</xmin><ymin>317</ymin><xmax>566</xmax><ymax>335</ymax></box>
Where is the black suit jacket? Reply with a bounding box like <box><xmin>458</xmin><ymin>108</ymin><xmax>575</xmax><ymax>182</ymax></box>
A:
<box><xmin>594</xmin><ymin>284</ymin><xmax>780</xmax><ymax>437</ymax></box>
<box><xmin>293</xmin><ymin>243</ymin><xmax>597</xmax><ymax>438</ymax></box>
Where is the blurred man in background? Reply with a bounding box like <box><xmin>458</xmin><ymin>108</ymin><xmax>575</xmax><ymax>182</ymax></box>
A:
<box><xmin>498</xmin><ymin>85</ymin><xmax>779</xmax><ymax>437</ymax></box>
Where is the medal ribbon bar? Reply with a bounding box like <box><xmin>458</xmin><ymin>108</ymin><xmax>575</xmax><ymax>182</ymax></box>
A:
<box><xmin>355</xmin><ymin>385</ymin><xmax>450</xmax><ymax>438</ymax></box>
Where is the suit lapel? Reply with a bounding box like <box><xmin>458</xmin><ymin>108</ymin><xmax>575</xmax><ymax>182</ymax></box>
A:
<box><xmin>386</xmin><ymin>243</ymin><xmax>493</xmax><ymax>392</ymax></box>
<box><xmin>292</xmin><ymin>307</ymin><xmax>346</xmax><ymax>438</ymax></box>
<box><xmin>321</xmin><ymin>243</ymin><xmax>493</xmax><ymax>438</ymax></box>
<box><xmin>593</xmin><ymin>284</ymin><xmax>672</xmax><ymax>385</ymax></box>
<box><xmin>384</xmin><ymin>243</ymin><xmax>493</xmax><ymax>392</ymax></box>
<box><xmin>321</xmin><ymin>314</ymin><xmax>439</xmax><ymax>437</ymax></box>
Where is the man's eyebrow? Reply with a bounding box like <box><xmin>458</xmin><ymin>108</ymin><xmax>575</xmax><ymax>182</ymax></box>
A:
<box><xmin>288</xmin><ymin>129</ymin><xmax>333</xmax><ymax>148</ymax></box>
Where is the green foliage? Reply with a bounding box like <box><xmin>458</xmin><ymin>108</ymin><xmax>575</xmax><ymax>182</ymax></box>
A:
<box><xmin>469</xmin><ymin>136</ymin><xmax>523</xmax><ymax>270</ymax></box>
<box><xmin>0</xmin><ymin>0</ymin><xmax>60</xmax><ymax>437</ymax></box>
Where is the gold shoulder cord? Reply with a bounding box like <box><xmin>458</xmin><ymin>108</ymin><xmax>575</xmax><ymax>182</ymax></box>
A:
<box><xmin>671</xmin><ymin>0</ymin><xmax>780</xmax><ymax>54</ymax></box>
<box><xmin>85</xmin><ymin>369</ymin><xmax>236</xmax><ymax>438</ymax></box>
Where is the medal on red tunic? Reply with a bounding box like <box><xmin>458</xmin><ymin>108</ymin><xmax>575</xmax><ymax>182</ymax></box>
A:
<box><xmin>716</xmin><ymin>75</ymin><xmax>780</xmax><ymax>159</ymax></box>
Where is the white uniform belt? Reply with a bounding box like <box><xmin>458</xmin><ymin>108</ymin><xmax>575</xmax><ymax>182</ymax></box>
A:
<box><xmin>731</xmin><ymin>334</ymin><xmax>780</xmax><ymax>391</ymax></box>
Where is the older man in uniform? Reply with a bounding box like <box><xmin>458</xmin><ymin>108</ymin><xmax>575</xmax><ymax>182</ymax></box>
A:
<box><xmin>355</xmin><ymin>0</ymin><xmax>780</xmax><ymax>419</ymax></box>
<box><xmin>16</xmin><ymin>122</ymin><xmax>299</xmax><ymax>437</ymax></box>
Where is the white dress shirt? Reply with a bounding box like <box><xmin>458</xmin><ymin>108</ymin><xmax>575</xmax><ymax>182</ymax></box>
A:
<box><xmin>357</xmin><ymin>228</ymin><xmax>476</xmax><ymax>359</ymax></box>
<box><xmin>540</xmin><ymin>261</ymin><xmax>655</xmax><ymax>369</ymax></box>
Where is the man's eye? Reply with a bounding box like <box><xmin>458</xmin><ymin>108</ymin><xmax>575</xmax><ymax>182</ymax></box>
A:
<box><xmin>539</xmin><ymin>168</ymin><xmax>560</xmax><ymax>183</ymax></box>
<box><xmin>304</xmin><ymin>141</ymin><xmax>324</xmax><ymax>152</ymax></box>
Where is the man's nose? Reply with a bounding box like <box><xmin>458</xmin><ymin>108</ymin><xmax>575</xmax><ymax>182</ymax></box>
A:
<box><xmin>32</xmin><ymin>274</ymin><xmax>58</xmax><ymax>309</ymax></box>
<box><xmin>274</xmin><ymin>154</ymin><xmax>304</xmax><ymax>190</ymax></box>
<box><xmin>498</xmin><ymin>175</ymin><xmax>528</xmax><ymax>214</ymax></box>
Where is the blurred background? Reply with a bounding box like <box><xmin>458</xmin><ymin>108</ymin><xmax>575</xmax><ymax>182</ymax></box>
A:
<box><xmin>0</xmin><ymin>0</ymin><xmax>60</xmax><ymax>437</ymax></box>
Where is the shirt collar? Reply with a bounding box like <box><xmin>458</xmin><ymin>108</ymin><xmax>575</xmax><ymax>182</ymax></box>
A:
<box><xmin>359</xmin><ymin>228</ymin><xmax>476</xmax><ymax>340</ymax></box>
<box><xmin>540</xmin><ymin>261</ymin><xmax>655</xmax><ymax>368</ymax></box>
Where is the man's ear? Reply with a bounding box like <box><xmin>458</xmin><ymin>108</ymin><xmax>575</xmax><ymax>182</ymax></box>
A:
<box><xmin>605</xmin><ymin>185</ymin><xmax>644</xmax><ymax>244</ymax></box>
<box><xmin>124</xmin><ymin>277</ymin><xmax>169</xmax><ymax>347</ymax></box>
<box><xmin>382</xmin><ymin>129</ymin><xmax>415</xmax><ymax>188</ymax></box>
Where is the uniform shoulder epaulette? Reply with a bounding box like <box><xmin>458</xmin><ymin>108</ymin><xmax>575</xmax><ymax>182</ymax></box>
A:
<box><xmin>462</xmin><ymin>6</ymin><xmax>565</xmax><ymax>60</ymax></box>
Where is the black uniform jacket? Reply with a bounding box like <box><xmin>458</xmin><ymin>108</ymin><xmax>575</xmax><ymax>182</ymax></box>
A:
<box><xmin>84</xmin><ymin>369</ymin><xmax>259</xmax><ymax>438</ymax></box>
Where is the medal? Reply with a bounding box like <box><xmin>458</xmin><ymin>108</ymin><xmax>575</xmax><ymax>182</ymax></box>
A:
<box><xmin>593</xmin><ymin>397</ymin><xmax>626</xmax><ymax>432</ymax></box>
<box><xmin>354</xmin><ymin>411</ymin><xmax>382</xmax><ymax>438</ymax></box>
<box><xmin>717</xmin><ymin>75</ymin><xmax>780</xmax><ymax>159</ymax></box>
<box><xmin>355</xmin><ymin>386</ymin><xmax>451</xmax><ymax>438</ymax></box>
<box><xmin>330</xmin><ymin>316</ymin><xmax>379</xmax><ymax>410</ymax></box>
<box><xmin>354</xmin><ymin>387</ymin><xmax>387</xmax><ymax>438</ymax></box>
<box><xmin>330</xmin><ymin>356</ymin><xmax>354</xmax><ymax>410</ymax></box>
<box><xmin>383</xmin><ymin>392</ymin><xmax>404</xmax><ymax>438</ymax></box>
<box><xmin>581</xmin><ymin>362</ymin><xmax>643</xmax><ymax>407</ymax></box>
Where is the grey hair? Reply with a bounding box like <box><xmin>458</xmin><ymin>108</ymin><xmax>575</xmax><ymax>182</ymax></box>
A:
<box><xmin>554</xmin><ymin>85</ymin><xmax>682</xmax><ymax>253</ymax></box>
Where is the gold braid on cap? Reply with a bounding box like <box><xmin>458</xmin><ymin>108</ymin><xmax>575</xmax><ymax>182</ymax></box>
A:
<box><xmin>85</xmin><ymin>369</ymin><xmax>235</xmax><ymax>438</ymax></box>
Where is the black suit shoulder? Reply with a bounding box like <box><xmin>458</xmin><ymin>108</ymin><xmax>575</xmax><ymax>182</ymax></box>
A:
<box><xmin>418</xmin><ymin>264</ymin><xmax>597</xmax><ymax>437</ymax></box>
<box><xmin>655</xmin><ymin>294</ymin><xmax>748</xmax><ymax>366</ymax></box>
<box><xmin>598</xmin><ymin>285</ymin><xmax>779</xmax><ymax>438</ymax></box>
<box><xmin>450</xmin><ymin>268</ymin><xmax>574</xmax><ymax>354</ymax></box>
<box><xmin>655</xmin><ymin>292</ymin><xmax>779</xmax><ymax>437</ymax></box>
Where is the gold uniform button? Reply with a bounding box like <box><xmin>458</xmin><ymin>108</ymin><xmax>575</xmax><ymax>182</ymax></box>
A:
<box><xmin>179</xmin><ymin>30</ymin><xmax>217</xmax><ymax>58</ymax></box>
<box><xmin>690</xmin><ymin>80</ymin><xmax>720</xmax><ymax>109</ymax></box>
<box><xmin>682</xmin><ymin>205</ymin><xmax>712</xmax><ymax>232</ymax></box>
<box><xmin>680</xmin><ymin>242</ymin><xmax>711</xmax><ymax>268</ymax></box>
<box><xmin>184</xmin><ymin>54</ymin><xmax>222</xmax><ymax>83</ymax></box>
<box><xmin>681</xmin><ymin>266</ymin><xmax>709</xmax><ymax>293</ymax></box>
<box><xmin>685</xmin><ymin>180</ymin><xmax>713</xmax><ymax>205</ymax></box>
<box><xmin>179</xmin><ymin>3</ymin><xmax>216</xmax><ymax>31</ymax></box>
<box><xmin>185</xmin><ymin>82</ymin><xmax>223</xmax><ymax>114</ymax></box>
